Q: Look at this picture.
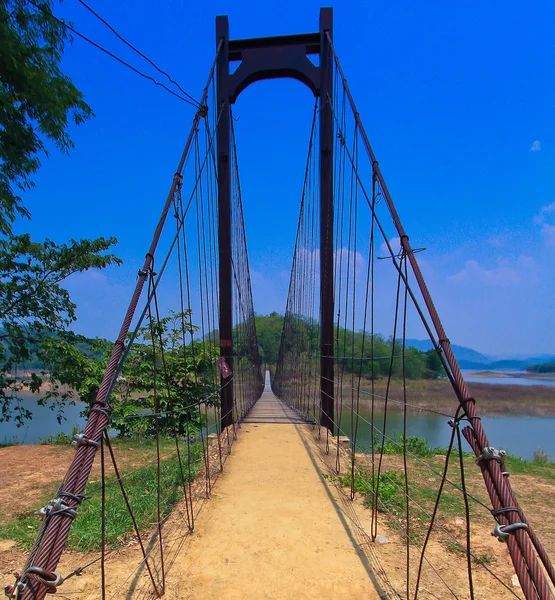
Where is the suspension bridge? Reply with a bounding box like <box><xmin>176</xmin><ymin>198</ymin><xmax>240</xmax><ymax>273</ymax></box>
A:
<box><xmin>4</xmin><ymin>8</ymin><xmax>555</xmax><ymax>600</ymax></box>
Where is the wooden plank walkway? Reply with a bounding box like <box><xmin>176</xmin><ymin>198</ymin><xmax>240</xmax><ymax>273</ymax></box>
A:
<box><xmin>166</xmin><ymin>372</ymin><xmax>380</xmax><ymax>599</ymax></box>
<box><xmin>241</xmin><ymin>371</ymin><xmax>313</xmax><ymax>424</ymax></box>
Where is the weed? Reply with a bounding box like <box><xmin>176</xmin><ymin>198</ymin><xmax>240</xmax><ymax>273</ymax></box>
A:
<box><xmin>474</xmin><ymin>553</ymin><xmax>496</xmax><ymax>566</ymax></box>
<box><xmin>532</xmin><ymin>448</ymin><xmax>552</xmax><ymax>465</ymax></box>
<box><xmin>39</xmin><ymin>424</ymin><xmax>80</xmax><ymax>445</ymax></box>
<box><xmin>0</xmin><ymin>438</ymin><xmax>203</xmax><ymax>552</ymax></box>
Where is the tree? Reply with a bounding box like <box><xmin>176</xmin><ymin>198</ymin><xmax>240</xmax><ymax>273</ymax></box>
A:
<box><xmin>255</xmin><ymin>312</ymin><xmax>284</xmax><ymax>365</ymax></box>
<box><xmin>39</xmin><ymin>311</ymin><xmax>220</xmax><ymax>437</ymax></box>
<box><xmin>0</xmin><ymin>0</ymin><xmax>93</xmax><ymax>234</ymax></box>
<box><xmin>0</xmin><ymin>235</ymin><xmax>121</xmax><ymax>424</ymax></box>
<box><xmin>0</xmin><ymin>0</ymin><xmax>121</xmax><ymax>425</ymax></box>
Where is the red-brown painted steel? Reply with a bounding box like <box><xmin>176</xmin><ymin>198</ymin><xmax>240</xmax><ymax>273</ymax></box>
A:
<box><xmin>18</xmin><ymin>56</ymin><xmax>221</xmax><ymax>600</ymax></box>
<box><xmin>325</xmin><ymin>32</ymin><xmax>554</xmax><ymax>600</ymax></box>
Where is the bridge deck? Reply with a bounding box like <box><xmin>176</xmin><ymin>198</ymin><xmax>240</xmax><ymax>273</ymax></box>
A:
<box><xmin>241</xmin><ymin>371</ymin><xmax>313</xmax><ymax>424</ymax></box>
<box><xmin>166</xmin><ymin>372</ymin><xmax>380</xmax><ymax>599</ymax></box>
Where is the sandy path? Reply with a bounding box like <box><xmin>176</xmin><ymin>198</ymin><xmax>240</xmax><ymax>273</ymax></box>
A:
<box><xmin>164</xmin><ymin>388</ymin><xmax>380</xmax><ymax>599</ymax></box>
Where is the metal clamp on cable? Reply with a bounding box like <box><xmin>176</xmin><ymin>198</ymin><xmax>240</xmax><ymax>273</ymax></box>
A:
<box><xmin>35</xmin><ymin>498</ymin><xmax>78</xmax><ymax>521</ymax></box>
<box><xmin>72</xmin><ymin>433</ymin><xmax>100</xmax><ymax>449</ymax></box>
<box><xmin>491</xmin><ymin>506</ymin><xmax>519</xmax><ymax>519</ymax></box>
<box><xmin>57</xmin><ymin>491</ymin><xmax>89</xmax><ymax>506</ymax></box>
<box><xmin>476</xmin><ymin>446</ymin><xmax>506</xmax><ymax>465</ymax></box>
<box><xmin>90</xmin><ymin>404</ymin><xmax>112</xmax><ymax>421</ymax></box>
<box><xmin>26</xmin><ymin>568</ymin><xmax>63</xmax><ymax>593</ymax></box>
<box><xmin>73</xmin><ymin>433</ymin><xmax>100</xmax><ymax>448</ymax></box>
<box><xmin>4</xmin><ymin>579</ymin><xmax>24</xmax><ymax>598</ymax></box>
<box><xmin>196</xmin><ymin>104</ymin><xmax>208</xmax><ymax>118</ymax></box>
<box><xmin>492</xmin><ymin>522</ymin><xmax>528</xmax><ymax>542</ymax></box>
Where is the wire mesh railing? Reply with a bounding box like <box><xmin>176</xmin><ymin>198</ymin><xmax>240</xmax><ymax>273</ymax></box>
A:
<box><xmin>273</xmin><ymin>37</ymin><xmax>555</xmax><ymax>600</ymax></box>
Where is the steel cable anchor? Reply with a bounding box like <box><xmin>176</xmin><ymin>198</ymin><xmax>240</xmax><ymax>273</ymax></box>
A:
<box><xmin>4</xmin><ymin>567</ymin><xmax>62</xmax><ymax>598</ymax></box>
<box><xmin>492</xmin><ymin>522</ymin><xmax>529</xmax><ymax>542</ymax></box>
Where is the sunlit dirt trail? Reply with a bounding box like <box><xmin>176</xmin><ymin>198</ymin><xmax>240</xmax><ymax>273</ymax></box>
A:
<box><xmin>164</xmin><ymin>374</ymin><xmax>381</xmax><ymax>599</ymax></box>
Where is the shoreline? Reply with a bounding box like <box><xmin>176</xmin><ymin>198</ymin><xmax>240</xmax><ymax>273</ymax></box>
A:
<box><xmin>348</xmin><ymin>377</ymin><xmax>555</xmax><ymax>417</ymax></box>
<box><xmin>465</xmin><ymin>370</ymin><xmax>555</xmax><ymax>381</ymax></box>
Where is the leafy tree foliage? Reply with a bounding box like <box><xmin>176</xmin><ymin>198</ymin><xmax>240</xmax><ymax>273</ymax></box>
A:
<box><xmin>0</xmin><ymin>0</ymin><xmax>93</xmax><ymax>233</ymax></box>
<box><xmin>0</xmin><ymin>235</ymin><xmax>121</xmax><ymax>424</ymax></box>
<box><xmin>38</xmin><ymin>311</ymin><xmax>220</xmax><ymax>437</ymax></box>
<box><xmin>255</xmin><ymin>312</ymin><xmax>284</xmax><ymax>366</ymax></box>
<box><xmin>0</xmin><ymin>0</ymin><xmax>123</xmax><ymax>426</ymax></box>
<box><xmin>260</xmin><ymin>312</ymin><xmax>445</xmax><ymax>380</ymax></box>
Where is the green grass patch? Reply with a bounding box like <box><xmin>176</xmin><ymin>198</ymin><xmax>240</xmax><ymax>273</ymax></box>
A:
<box><xmin>0</xmin><ymin>437</ymin><xmax>203</xmax><ymax>552</ymax></box>
<box><xmin>503</xmin><ymin>453</ymin><xmax>555</xmax><ymax>482</ymax></box>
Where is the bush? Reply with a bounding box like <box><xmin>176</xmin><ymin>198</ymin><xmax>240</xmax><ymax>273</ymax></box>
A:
<box><xmin>39</xmin><ymin>424</ymin><xmax>79</xmax><ymax>445</ymax></box>
<box><xmin>380</xmin><ymin>435</ymin><xmax>435</xmax><ymax>457</ymax></box>
<box><xmin>340</xmin><ymin>465</ymin><xmax>406</xmax><ymax>514</ymax></box>
<box><xmin>532</xmin><ymin>448</ymin><xmax>551</xmax><ymax>464</ymax></box>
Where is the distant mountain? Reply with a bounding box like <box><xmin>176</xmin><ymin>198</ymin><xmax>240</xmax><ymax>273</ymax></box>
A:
<box><xmin>404</xmin><ymin>339</ymin><xmax>490</xmax><ymax>365</ymax></box>
<box><xmin>459</xmin><ymin>357</ymin><xmax>555</xmax><ymax>370</ymax></box>
<box><xmin>404</xmin><ymin>339</ymin><xmax>555</xmax><ymax>371</ymax></box>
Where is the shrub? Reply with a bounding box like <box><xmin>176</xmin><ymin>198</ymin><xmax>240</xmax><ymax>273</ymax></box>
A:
<box><xmin>532</xmin><ymin>448</ymin><xmax>551</xmax><ymax>464</ymax></box>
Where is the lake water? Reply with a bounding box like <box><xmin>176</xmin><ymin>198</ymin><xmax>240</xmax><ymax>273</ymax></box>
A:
<box><xmin>462</xmin><ymin>369</ymin><xmax>555</xmax><ymax>387</ymax></box>
<box><xmin>336</xmin><ymin>407</ymin><xmax>554</xmax><ymax>461</ymax></box>
<box><xmin>0</xmin><ymin>393</ymin><xmax>86</xmax><ymax>445</ymax></box>
<box><xmin>1</xmin><ymin>385</ymin><xmax>554</xmax><ymax>461</ymax></box>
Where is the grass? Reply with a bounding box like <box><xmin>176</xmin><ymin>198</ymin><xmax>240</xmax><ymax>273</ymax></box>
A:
<box><xmin>0</xmin><ymin>439</ymin><xmax>19</xmax><ymax>448</ymax></box>
<box><xmin>334</xmin><ymin>435</ymin><xmax>555</xmax><ymax>550</ymax></box>
<box><xmin>38</xmin><ymin>425</ymin><xmax>80</xmax><ymax>445</ymax></box>
<box><xmin>0</xmin><ymin>437</ymin><xmax>203</xmax><ymax>552</ymax></box>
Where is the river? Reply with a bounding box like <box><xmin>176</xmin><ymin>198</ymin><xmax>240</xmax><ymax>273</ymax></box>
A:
<box><xmin>461</xmin><ymin>369</ymin><xmax>555</xmax><ymax>387</ymax></box>
<box><xmin>2</xmin><ymin>375</ymin><xmax>554</xmax><ymax>461</ymax></box>
<box><xmin>336</xmin><ymin>407</ymin><xmax>554</xmax><ymax>461</ymax></box>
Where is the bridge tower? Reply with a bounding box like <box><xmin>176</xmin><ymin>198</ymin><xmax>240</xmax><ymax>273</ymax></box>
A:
<box><xmin>216</xmin><ymin>8</ymin><xmax>335</xmax><ymax>432</ymax></box>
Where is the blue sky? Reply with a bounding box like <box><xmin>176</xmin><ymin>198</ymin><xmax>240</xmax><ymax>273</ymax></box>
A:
<box><xmin>18</xmin><ymin>0</ymin><xmax>555</xmax><ymax>356</ymax></box>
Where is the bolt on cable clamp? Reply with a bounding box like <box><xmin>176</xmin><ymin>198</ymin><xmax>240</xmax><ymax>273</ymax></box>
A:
<box><xmin>3</xmin><ymin>580</ymin><xmax>24</xmax><ymax>598</ymax></box>
<box><xmin>72</xmin><ymin>433</ymin><xmax>100</xmax><ymax>449</ymax></box>
<box><xmin>476</xmin><ymin>446</ymin><xmax>506</xmax><ymax>465</ymax></box>
<box><xmin>492</xmin><ymin>522</ymin><xmax>528</xmax><ymax>543</ymax></box>
<box><xmin>35</xmin><ymin>498</ymin><xmax>77</xmax><ymax>520</ymax></box>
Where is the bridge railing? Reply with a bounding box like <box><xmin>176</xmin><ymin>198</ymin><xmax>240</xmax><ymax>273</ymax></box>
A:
<box><xmin>7</xmin><ymin>45</ymin><xmax>262</xmax><ymax>600</ymax></box>
<box><xmin>274</xmin><ymin>36</ymin><xmax>555</xmax><ymax>600</ymax></box>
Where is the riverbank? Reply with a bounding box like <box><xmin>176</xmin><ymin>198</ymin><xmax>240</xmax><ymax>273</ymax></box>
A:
<box><xmin>1</xmin><ymin>431</ymin><xmax>554</xmax><ymax>598</ymax></box>
<box><xmin>351</xmin><ymin>377</ymin><xmax>555</xmax><ymax>416</ymax></box>
<box><xmin>466</xmin><ymin>370</ymin><xmax>555</xmax><ymax>381</ymax></box>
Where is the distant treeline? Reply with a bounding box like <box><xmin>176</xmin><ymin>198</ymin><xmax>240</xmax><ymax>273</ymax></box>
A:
<box><xmin>255</xmin><ymin>313</ymin><xmax>445</xmax><ymax>380</ymax></box>
<box><xmin>1</xmin><ymin>328</ymin><xmax>102</xmax><ymax>374</ymax></box>
<box><xmin>527</xmin><ymin>362</ymin><xmax>555</xmax><ymax>374</ymax></box>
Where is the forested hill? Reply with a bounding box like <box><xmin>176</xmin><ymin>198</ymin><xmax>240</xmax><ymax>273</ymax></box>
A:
<box><xmin>255</xmin><ymin>313</ymin><xmax>284</xmax><ymax>365</ymax></box>
<box><xmin>254</xmin><ymin>314</ymin><xmax>444</xmax><ymax>379</ymax></box>
<box><xmin>527</xmin><ymin>362</ymin><xmax>555</xmax><ymax>374</ymax></box>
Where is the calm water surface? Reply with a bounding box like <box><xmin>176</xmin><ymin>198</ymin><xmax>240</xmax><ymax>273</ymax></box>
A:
<box><xmin>337</xmin><ymin>407</ymin><xmax>554</xmax><ymax>461</ymax></box>
<box><xmin>462</xmin><ymin>369</ymin><xmax>555</xmax><ymax>387</ymax></box>
<box><xmin>0</xmin><ymin>393</ymin><xmax>86</xmax><ymax>445</ymax></box>
<box><xmin>2</xmin><ymin>385</ymin><xmax>554</xmax><ymax>461</ymax></box>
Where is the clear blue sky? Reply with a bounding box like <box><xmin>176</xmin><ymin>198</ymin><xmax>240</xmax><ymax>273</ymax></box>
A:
<box><xmin>18</xmin><ymin>0</ymin><xmax>555</xmax><ymax>357</ymax></box>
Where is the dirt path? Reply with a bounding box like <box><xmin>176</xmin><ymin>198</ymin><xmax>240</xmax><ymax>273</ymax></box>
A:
<box><xmin>164</xmin><ymin>389</ymin><xmax>380</xmax><ymax>599</ymax></box>
<box><xmin>2</xmin><ymin>373</ymin><xmax>553</xmax><ymax>598</ymax></box>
